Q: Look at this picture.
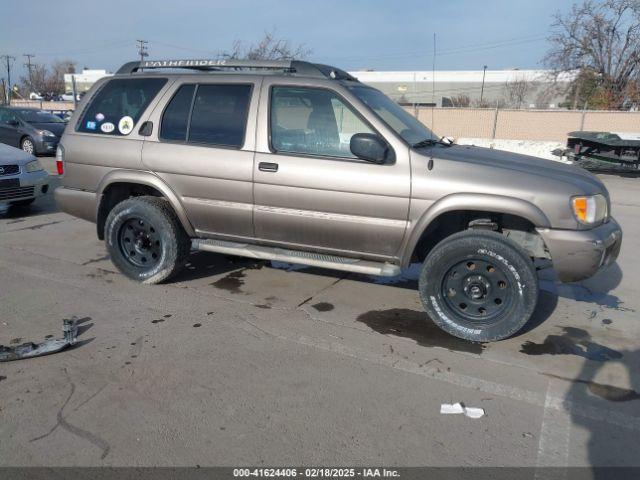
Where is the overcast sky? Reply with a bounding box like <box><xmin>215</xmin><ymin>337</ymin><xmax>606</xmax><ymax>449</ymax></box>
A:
<box><xmin>2</xmin><ymin>0</ymin><xmax>575</xmax><ymax>80</ymax></box>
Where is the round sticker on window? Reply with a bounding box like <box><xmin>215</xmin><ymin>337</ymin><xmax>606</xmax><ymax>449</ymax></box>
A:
<box><xmin>100</xmin><ymin>122</ymin><xmax>115</xmax><ymax>133</ymax></box>
<box><xmin>95</xmin><ymin>113</ymin><xmax>105</xmax><ymax>122</ymax></box>
<box><xmin>118</xmin><ymin>116</ymin><xmax>134</xmax><ymax>135</ymax></box>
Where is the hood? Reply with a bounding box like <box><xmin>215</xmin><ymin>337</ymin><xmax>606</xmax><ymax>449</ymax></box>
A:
<box><xmin>0</xmin><ymin>143</ymin><xmax>37</xmax><ymax>165</ymax></box>
<box><xmin>28</xmin><ymin>122</ymin><xmax>66</xmax><ymax>137</ymax></box>
<box><xmin>430</xmin><ymin>144</ymin><xmax>606</xmax><ymax>196</ymax></box>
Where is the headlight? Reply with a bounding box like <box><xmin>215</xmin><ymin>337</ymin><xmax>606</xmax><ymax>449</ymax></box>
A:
<box><xmin>37</xmin><ymin>129</ymin><xmax>56</xmax><ymax>137</ymax></box>
<box><xmin>571</xmin><ymin>194</ymin><xmax>608</xmax><ymax>225</ymax></box>
<box><xmin>25</xmin><ymin>159</ymin><xmax>44</xmax><ymax>173</ymax></box>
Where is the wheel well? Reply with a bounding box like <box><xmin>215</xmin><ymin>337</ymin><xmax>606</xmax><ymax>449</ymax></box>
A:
<box><xmin>411</xmin><ymin>210</ymin><xmax>548</xmax><ymax>263</ymax></box>
<box><xmin>96</xmin><ymin>182</ymin><xmax>163</xmax><ymax>239</ymax></box>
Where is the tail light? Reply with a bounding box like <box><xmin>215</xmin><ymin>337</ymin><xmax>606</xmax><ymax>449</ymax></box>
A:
<box><xmin>55</xmin><ymin>146</ymin><xmax>64</xmax><ymax>175</ymax></box>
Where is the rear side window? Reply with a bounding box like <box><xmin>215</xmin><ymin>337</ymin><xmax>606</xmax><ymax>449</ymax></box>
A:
<box><xmin>78</xmin><ymin>78</ymin><xmax>167</xmax><ymax>135</ymax></box>
<box><xmin>189</xmin><ymin>85</ymin><xmax>251</xmax><ymax>147</ymax></box>
<box><xmin>159</xmin><ymin>83</ymin><xmax>251</xmax><ymax>148</ymax></box>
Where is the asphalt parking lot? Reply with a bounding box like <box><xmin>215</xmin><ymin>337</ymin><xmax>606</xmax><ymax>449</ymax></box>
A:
<box><xmin>1</xmin><ymin>160</ymin><xmax>639</xmax><ymax>468</ymax></box>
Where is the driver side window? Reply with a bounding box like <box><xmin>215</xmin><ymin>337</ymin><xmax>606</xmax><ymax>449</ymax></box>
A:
<box><xmin>270</xmin><ymin>86</ymin><xmax>372</xmax><ymax>158</ymax></box>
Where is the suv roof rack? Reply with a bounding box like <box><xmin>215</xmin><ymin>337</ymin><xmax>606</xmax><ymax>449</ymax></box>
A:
<box><xmin>116</xmin><ymin>59</ymin><xmax>358</xmax><ymax>81</ymax></box>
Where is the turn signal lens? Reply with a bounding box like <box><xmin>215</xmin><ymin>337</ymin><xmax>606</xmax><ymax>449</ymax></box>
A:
<box><xmin>572</xmin><ymin>195</ymin><xmax>607</xmax><ymax>225</ymax></box>
<box><xmin>572</xmin><ymin>197</ymin><xmax>589</xmax><ymax>223</ymax></box>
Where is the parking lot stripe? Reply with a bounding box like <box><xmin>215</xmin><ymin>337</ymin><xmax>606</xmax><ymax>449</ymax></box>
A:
<box><xmin>535</xmin><ymin>380</ymin><xmax>571</xmax><ymax>475</ymax></box>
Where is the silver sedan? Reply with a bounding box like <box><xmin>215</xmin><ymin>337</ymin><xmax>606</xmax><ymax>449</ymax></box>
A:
<box><xmin>0</xmin><ymin>143</ymin><xmax>51</xmax><ymax>214</ymax></box>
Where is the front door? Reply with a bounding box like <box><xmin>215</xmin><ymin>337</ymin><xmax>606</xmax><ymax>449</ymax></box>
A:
<box><xmin>253</xmin><ymin>82</ymin><xmax>410</xmax><ymax>260</ymax></box>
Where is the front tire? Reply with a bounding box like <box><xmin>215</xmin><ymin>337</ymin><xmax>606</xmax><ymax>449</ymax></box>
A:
<box><xmin>104</xmin><ymin>196</ymin><xmax>190</xmax><ymax>284</ymax></box>
<box><xmin>21</xmin><ymin>137</ymin><xmax>36</xmax><ymax>155</ymax></box>
<box><xmin>419</xmin><ymin>230</ymin><xmax>538</xmax><ymax>342</ymax></box>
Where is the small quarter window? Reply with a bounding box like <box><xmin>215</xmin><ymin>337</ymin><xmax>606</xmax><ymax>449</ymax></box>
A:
<box><xmin>270</xmin><ymin>86</ymin><xmax>373</xmax><ymax>158</ymax></box>
<box><xmin>78</xmin><ymin>78</ymin><xmax>167</xmax><ymax>135</ymax></box>
<box><xmin>160</xmin><ymin>84</ymin><xmax>195</xmax><ymax>141</ymax></box>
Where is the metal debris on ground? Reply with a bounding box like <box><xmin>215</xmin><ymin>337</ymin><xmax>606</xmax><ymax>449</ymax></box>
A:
<box><xmin>440</xmin><ymin>402</ymin><xmax>485</xmax><ymax>419</ymax></box>
<box><xmin>0</xmin><ymin>319</ymin><xmax>78</xmax><ymax>362</ymax></box>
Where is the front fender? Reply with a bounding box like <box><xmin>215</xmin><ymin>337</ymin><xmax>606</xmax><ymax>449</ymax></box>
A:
<box><xmin>96</xmin><ymin>169</ymin><xmax>196</xmax><ymax>238</ymax></box>
<box><xmin>399</xmin><ymin>193</ymin><xmax>551</xmax><ymax>266</ymax></box>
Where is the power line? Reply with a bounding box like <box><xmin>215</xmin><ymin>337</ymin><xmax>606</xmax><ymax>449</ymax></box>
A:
<box><xmin>149</xmin><ymin>40</ymin><xmax>221</xmax><ymax>57</ymax></box>
<box><xmin>26</xmin><ymin>40</ymin><xmax>133</xmax><ymax>57</ymax></box>
<box><xmin>330</xmin><ymin>34</ymin><xmax>548</xmax><ymax>64</ymax></box>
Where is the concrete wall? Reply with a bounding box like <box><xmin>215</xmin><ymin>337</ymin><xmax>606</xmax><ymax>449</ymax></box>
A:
<box><xmin>10</xmin><ymin>100</ymin><xmax>75</xmax><ymax>111</ymax></box>
<box><xmin>413</xmin><ymin>107</ymin><xmax>640</xmax><ymax>143</ymax></box>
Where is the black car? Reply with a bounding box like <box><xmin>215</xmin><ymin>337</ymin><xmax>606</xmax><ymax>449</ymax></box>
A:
<box><xmin>0</xmin><ymin>106</ymin><xmax>67</xmax><ymax>155</ymax></box>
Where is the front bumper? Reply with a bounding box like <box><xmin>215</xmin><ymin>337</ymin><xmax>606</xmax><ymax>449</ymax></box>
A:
<box><xmin>0</xmin><ymin>169</ymin><xmax>51</xmax><ymax>206</ymax></box>
<box><xmin>34</xmin><ymin>136</ymin><xmax>60</xmax><ymax>155</ymax></box>
<box><xmin>537</xmin><ymin>217</ymin><xmax>622</xmax><ymax>282</ymax></box>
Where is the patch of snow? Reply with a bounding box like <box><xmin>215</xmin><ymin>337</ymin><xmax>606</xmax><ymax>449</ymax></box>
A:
<box><xmin>456</xmin><ymin>138</ymin><xmax>570</xmax><ymax>163</ymax></box>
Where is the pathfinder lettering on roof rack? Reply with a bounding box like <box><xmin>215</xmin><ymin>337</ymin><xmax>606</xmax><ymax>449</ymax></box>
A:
<box><xmin>142</xmin><ymin>59</ymin><xmax>230</xmax><ymax>68</ymax></box>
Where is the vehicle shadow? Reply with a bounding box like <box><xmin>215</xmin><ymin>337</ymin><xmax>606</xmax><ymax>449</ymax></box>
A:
<box><xmin>562</xmin><ymin>347</ymin><xmax>640</xmax><ymax>471</ymax></box>
<box><xmin>0</xmin><ymin>189</ymin><xmax>60</xmax><ymax>223</ymax></box>
<box><xmin>539</xmin><ymin>263</ymin><xmax>628</xmax><ymax>313</ymax></box>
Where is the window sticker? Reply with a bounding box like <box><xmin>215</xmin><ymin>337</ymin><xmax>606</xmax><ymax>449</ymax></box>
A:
<box><xmin>95</xmin><ymin>113</ymin><xmax>105</xmax><ymax>122</ymax></box>
<box><xmin>100</xmin><ymin>122</ymin><xmax>115</xmax><ymax>133</ymax></box>
<box><xmin>85</xmin><ymin>121</ymin><xmax>96</xmax><ymax>130</ymax></box>
<box><xmin>118</xmin><ymin>116</ymin><xmax>134</xmax><ymax>135</ymax></box>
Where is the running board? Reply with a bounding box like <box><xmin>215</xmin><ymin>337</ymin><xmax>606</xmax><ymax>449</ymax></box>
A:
<box><xmin>192</xmin><ymin>238</ymin><xmax>401</xmax><ymax>277</ymax></box>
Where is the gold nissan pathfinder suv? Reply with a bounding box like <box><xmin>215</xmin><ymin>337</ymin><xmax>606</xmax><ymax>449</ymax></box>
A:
<box><xmin>54</xmin><ymin>59</ymin><xmax>622</xmax><ymax>342</ymax></box>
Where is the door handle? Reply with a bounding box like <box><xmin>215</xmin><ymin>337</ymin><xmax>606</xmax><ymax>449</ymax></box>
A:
<box><xmin>259</xmin><ymin>162</ymin><xmax>279</xmax><ymax>172</ymax></box>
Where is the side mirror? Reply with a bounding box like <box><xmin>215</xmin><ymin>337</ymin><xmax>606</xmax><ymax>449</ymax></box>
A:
<box><xmin>6</xmin><ymin>119</ymin><xmax>19</xmax><ymax>126</ymax></box>
<box><xmin>350</xmin><ymin>133</ymin><xmax>390</xmax><ymax>164</ymax></box>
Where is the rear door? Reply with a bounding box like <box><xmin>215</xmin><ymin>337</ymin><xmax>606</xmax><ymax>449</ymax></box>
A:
<box><xmin>142</xmin><ymin>77</ymin><xmax>259</xmax><ymax>238</ymax></box>
<box><xmin>253</xmin><ymin>79</ymin><xmax>411</xmax><ymax>260</ymax></box>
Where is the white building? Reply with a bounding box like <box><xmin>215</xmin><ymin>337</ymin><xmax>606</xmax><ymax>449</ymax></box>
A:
<box><xmin>64</xmin><ymin>69</ymin><xmax>112</xmax><ymax>93</ymax></box>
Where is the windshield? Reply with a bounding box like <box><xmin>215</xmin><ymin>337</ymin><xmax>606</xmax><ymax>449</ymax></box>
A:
<box><xmin>348</xmin><ymin>85</ymin><xmax>435</xmax><ymax>145</ymax></box>
<box><xmin>17</xmin><ymin>109</ymin><xmax>65</xmax><ymax>124</ymax></box>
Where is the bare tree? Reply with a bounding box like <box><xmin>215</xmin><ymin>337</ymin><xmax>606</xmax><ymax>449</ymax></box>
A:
<box><xmin>19</xmin><ymin>59</ymin><xmax>75</xmax><ymax>97</ymax></box>
<box><xmin>450</xmin><ymin>94</ymin><xmax>471</xmax><ymax>107</ymax></box>
<box><xmin>223</xmin><ymin>30</ymin><xmax>311</xmax><ymax>61</ymax></box>
<box><xmin>504</xmin><ymin>77</ymin><xmax>531</xmax><ymax>109</ymax></box>
<box><xmin>545</xmin><ymin>0</ymin><xmax>640</xmax><ymax>109</ymax></box>
<box><xmin>472</xmin><ymin>98</ymin><xmax>506</xmax><ymax>108</ymax></box>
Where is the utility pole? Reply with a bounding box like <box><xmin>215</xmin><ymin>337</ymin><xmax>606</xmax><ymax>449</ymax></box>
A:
<box><xmin>136</xmin><ymin>39</ymin><xmax>149</xmax><ymax>64</ymax></box>
<box><xmin>480</xmin><ymin>65</ymin><xmax>487</xmax><ymax>105</ymax></box>
<box><xmin>1</xmin><ymin>55</ymin><xmax>16</xmax><ymax>104</ymax></box>
<box><xmin>23</xmin><ymin>53</ymin><xmax>35</xmax><ymax>92</ymax></box>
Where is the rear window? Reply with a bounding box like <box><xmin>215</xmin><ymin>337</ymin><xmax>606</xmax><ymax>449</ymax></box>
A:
<box><xmin>78</xmin><ymin>78</ymin><xmax>167</xmax><ymax>135</ymax></box>
<box><xmin>160</xmin><ymin>83</ymin><xmax>252</xmax><ymax>148</ymax></box>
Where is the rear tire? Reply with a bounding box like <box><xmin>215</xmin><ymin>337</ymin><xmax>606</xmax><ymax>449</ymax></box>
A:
<box><xmin>419</xmin><ymin>230</ymin><xmax>538</xmax><ymax>342</ymax></box>
<box><xmin>104</xmin><ymin>196</ymin><xmax>190</xmax><ymax>284</ymax></box>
